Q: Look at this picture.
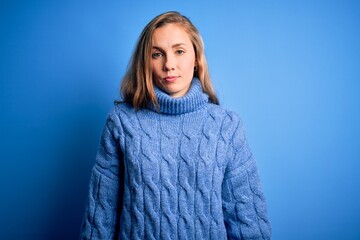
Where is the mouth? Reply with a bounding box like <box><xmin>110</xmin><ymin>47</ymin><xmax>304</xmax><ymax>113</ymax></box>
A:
<box><xmin>164</xmin><ymin>76</ymin><xmax>178</xmax><ymax>82</ymax></box>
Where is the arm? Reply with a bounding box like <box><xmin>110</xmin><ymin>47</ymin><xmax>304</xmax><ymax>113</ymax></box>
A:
<box><xmin>222</xmin><ymin>118</ymin><xmax>271</xmax><ymax>240</ymax></box>
<box><xmin>80</xmin><ymin>108</ymin><xmax>124</xmax><ymax>240</ymax></box>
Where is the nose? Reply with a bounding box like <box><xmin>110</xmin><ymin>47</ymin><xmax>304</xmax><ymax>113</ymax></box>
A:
<box><xmin>163</xmin><ymin>55</ymin><xmax>175</xmax><ymax>71</ymax></box>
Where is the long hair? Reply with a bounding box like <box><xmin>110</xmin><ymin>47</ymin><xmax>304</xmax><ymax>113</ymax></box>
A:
<box><xmin>120</xmin><ymin>11</ymin><xmax>219</xmax><ymax>109</ymax></box>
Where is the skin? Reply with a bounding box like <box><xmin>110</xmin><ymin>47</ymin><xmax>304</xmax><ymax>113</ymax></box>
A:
<box><xmin>151</xmin><ymin>23</ymin><xmax>197</xmax><ymax>98</ymax></box>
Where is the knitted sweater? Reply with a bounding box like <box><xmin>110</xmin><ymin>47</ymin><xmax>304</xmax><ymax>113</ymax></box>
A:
<box><xmin>80</xmin><ymin>79</ymin><xmax>271</xmax><ymax>239</ymax></box>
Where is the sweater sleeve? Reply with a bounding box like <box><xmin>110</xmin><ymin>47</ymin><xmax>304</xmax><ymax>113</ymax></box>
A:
<box><xmin>222</xmin><ymin>118</ymin><xmax>271</xmax><ymax>240</ymax></box>
<box><xmin>80</xmin><ymin>108</ymin><xmax>124</xmax><ymax>240</ymax></box>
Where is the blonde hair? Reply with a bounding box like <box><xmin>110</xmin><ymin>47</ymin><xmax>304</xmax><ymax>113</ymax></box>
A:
<box><xmin>120</xmin><ymin>11</ymin><xmax>219</xmax><ymax>109</ymax></box>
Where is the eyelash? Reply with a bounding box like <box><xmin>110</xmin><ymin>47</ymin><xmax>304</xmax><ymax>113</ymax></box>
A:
<box><xmin>176</xmin><ymin>50</ymin><xmax>185</xmax><ymax>55</ymax></box>
<box><xmin>151</xmin><ymin>50</ymin><xmax>185</xmax><ymax>59</ymax></box>
<box><xmin>152</xmin><ymin>52</ymin><xmax>163</xmax><ymax>58</ymax></box>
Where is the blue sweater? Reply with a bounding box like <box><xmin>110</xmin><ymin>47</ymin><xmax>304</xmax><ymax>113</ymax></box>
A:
<box><xmin>80</xmin><ymin>79</ymin><xmax>271</xmax><ymax>239</ymax></box>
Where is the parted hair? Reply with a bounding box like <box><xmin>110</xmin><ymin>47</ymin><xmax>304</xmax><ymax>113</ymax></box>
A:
<box><xmin>120</xmin><ymin>11</ymin><xmax>219</xmax><ymax>109</ymax></box>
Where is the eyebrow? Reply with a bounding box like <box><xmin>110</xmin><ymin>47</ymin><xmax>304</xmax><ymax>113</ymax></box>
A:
<box><xmin>152</xmin><ymin>43</ymin><xmax>187</xmax><ymax>50</ymax></box>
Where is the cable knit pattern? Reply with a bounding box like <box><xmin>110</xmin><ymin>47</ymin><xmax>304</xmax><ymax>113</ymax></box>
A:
<box><xmin>80</xmin><ymin>79</ymin><xmax>271</xmax><ymax>239</ymax></box>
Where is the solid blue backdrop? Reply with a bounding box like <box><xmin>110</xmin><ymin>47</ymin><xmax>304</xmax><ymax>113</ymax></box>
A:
<box><xmin>1</xmin><ymin>0</ymin><xmax>359</xmax><ymax>239</ymax></box>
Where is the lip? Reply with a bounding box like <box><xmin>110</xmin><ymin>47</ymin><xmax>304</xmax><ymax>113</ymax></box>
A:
<box><xmin>164</xmin><ymin>76</ymin><xmax>178</xmax><ymax>82</ymax></box>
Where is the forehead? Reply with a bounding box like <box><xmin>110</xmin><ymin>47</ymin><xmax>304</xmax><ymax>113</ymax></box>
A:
<box><xmin>151</xmin><ymin>23</ymin><xmax>192</xmax><ymax>47</ymax></box>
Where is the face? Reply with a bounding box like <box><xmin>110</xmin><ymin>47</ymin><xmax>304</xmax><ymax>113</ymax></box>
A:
<box><xmin>151</xmin><ymin>23</ymin><xmax>196</xmax><ymax>98</ymax></box>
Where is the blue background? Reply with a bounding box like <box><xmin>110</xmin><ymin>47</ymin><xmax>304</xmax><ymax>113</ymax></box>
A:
<box><xmin>1</xmin><ymin>0</ymin><xmax>359</xmax><ymax>239</ymax></box>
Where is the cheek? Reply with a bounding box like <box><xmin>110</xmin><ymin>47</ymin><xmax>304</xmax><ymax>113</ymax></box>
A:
<box><xmin>184</xmin><ymin>53</ymin><xmax>196</xmax><ymax>70</ymax></box>
<box><xmin>184</xmin><ymin>57</ymin><xmax>195</xmax><ymax>75</ymax></box>
<box><xmin>151</xmin><ymin>62</ymin><xmax>163</xmax><ymax>88</ymax></box>
<box><xmin>151</xmin><ymin>62</ymin><xmax>161</xmax><ymax>77</ymax></box>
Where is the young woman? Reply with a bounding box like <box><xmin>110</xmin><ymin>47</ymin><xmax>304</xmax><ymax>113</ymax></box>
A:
<box><xmin>80</xmin><ymin>11</ymin><xmax>271</xmax><ymax>240</ymax></box>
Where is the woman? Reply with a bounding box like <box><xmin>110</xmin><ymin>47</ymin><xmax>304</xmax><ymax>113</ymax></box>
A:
<box><xmin>80</xmin><ymin>11</ymin><xmax>271</xmax><ymax>239</ymax></box>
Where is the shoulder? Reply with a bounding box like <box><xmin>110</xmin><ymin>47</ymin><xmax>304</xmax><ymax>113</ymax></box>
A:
<box><xmin>206</xmin><ymin>103</ymin><xmax>243</xmax><ymax>126</ymax></box>
<box><xmin>204</xmin><ymin>103</ymin><xmax>245</xmax><ymax>141</ymax></box>
<box><xmin>107</xmin><ymin>101</ymin><xmax>137</xmax><ymax>120</ymax></box>
<box><xmin>101</xmin><ymin>102</ymin><xmax>134</xmax><ymax>134</ymax></box>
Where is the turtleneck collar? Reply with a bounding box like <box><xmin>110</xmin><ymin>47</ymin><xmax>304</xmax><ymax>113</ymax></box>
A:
<box><xmin>149</xmin><ymin>78</ymin><xmax>209</xmax><ymax>115</ymax></box>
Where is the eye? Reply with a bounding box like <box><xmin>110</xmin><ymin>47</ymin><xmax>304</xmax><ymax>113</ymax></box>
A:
<box><xmin>175</xmin><ymin>49</ymin><xmax>185</xmax><ymax>55</ymax></box>
<box><xmin>152</xmin><ymin>52</ymin><xmax>163</xmax><ymax>59</ymax></box>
